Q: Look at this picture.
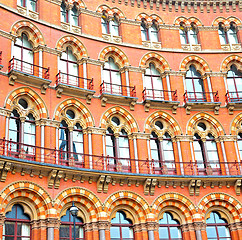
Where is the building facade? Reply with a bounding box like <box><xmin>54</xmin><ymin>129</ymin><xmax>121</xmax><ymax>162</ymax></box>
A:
<box><xmin>0</xmin><ymin>0</ymin><xmax>242</xmax><ymax>239</ymax></box>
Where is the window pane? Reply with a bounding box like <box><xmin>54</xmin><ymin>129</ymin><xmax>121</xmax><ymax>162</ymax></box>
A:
<box><xmin>110</xmin><ymin>227</ymin><xmax>120</xmax><ymax>238</ymax></box>
<box><xmin>159</xmin><ymin>227</ymin><xmax>169</xmax><ymax>238</ymax></box>
<box><xmin>206</xmin><ymin>226</ymin><xmax>217</xmax><ymax>238</ymax></box>
<box><xmin>170</xmin><ymin>227</ymin><xmax>181</xmax><ymax>238</ymax></box>
<box><xmin>60</xmin><ymin>225</ymin><xmax>70</xmax><ymax>238</ymax></box>
<box><xmin>122</xmin><ymin>227</ymin><xmax>133</xmax><ymax>238</ymax></box>
<box><xmin>4</xmin><ymin>222</ymin><xmax>15</xmax><ymax>236</ymax></box>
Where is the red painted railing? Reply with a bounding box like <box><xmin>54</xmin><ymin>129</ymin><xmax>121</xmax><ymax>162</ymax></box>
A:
<box><xmin>100</xmin><ymin>82</ymin><xmax>136</xmax><ymax>97</ymax></box>
<box><xmin>0</xmin><ymin>138</ymin><xmax>241</xmax><ymax>176</ymax></box>
<box><xmin>225</xmin><ymin>91</ymin><xmax>242</xmax><ymax>103</ymax></box>
<box><xmin>183</xmin><ymin>91</ymin><xmax>219</xmax><ymax>103</ymax></box>
<box><xmin>8</xmin><ymin>57</ymin><xmax>49</xmax><ymax>79</ymax></box>
<box><xmin>142</xmin><ymin>88</ymin><xmax>178</xmax><ymax>101</ymax></box>
<box><xmin>56</xmin><ymin>71</ymin><xmax>94</xmax><ymax>90</ymax></box>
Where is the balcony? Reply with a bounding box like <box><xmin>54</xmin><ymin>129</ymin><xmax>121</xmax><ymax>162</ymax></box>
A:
<box><xmin>225</xmin><ymin>91</ymin><xmax>242</xmax><ymax>114</ymax></box>
<box><xmin>0</xmin><ymin>138</ymin><xmax>241</xmax><ymax>194</ymax></box>
<box><xmin>55</xmin><ymin>71</ymin><xmax>95</xmax><ymax>104</ymax></box>
<box><xmin>8</xmin><ymin>57</ymin><xmax>51</xmax><ymax>94</ymax></box>
<box><xmin>100</xmin><ymin>82</ymin><xmax>138</xmax><ymax>110</ymax></box>
<box><xmin>183</xmin><ymin>91</ymin><xmax>221</xmax><ymax>114</ymax></box>
<box><xmin>142</xmin><ymin>88</ymin><xmax>179</xmax><ymax>113</ymax></box>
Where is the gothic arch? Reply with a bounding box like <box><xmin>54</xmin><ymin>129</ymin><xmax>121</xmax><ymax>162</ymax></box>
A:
<box><xmin>174</xmin><ymin>16</ymin><xmax>202</xmax><ymax>26</ymax></box>
<box><xmin>99</xmin><ymin>46</ymin><xmax>129</xmax><ymax>67</ymax></box>
<box><xmin>54</xmin><ymin>187</ymin><xmax>102</xmax><ymax>222</ymax></box>
<box><xmin>212</xmin><ymin>16</ymin><xmax>242</xmax><ymax>27</ymax></box>
<box><xmin>151</xmin><ymin>193</ymin><xmax>196</xmax><ymax>224</ymax></box>
<box><xmin>186</xmin><ymin>112</ymin><xmax>225</xmax><ymax>136</ymax></box>
<box><xmin>100</xmin><ymin>106</ymin><xmax>139</xmax><ymax>133</ymax></box>
<box><xmin>10</xmin><ymin>20</ymin><xmax>45</xmax><ymax>47</ymax></box>
<box><xmin>140</xmin><ymin>52</ymin><xmax>170</xmax><ymax>72</ymax></box>
<box><xmin>56</xmin><ymin>35</ymin><xmax>88</xmax><ymax>60</ymax></box>
<box><xmin>53</xmin><ymin>98</ymin><xmax>94</xmax><ymax>127</ymax></box>
<box><xmin>4</xmin><ymin>87</ymin><xmax>49</xmax><ymax>119</ymax></box>
<box><xmin>0</xmin><ymin>181</ymin><xmax>52</xmax><ymax>220</ymax></box>
<box><xmin>136</xmin><ymin>13</ymin><xmax>163</xmax><ymax>25</ymax></box>
<box><xmin>144</xmin><ymin>111</ymin><xmax>182</xmax><ymax>136</ymax></box>
<box><xmin>64</xmin><ymin>0</ymin><xmax>86</xmax><ymax>9</ymax></box>
<box><xmin>198</xmin><ymin>193</ymin><xmax>242</xmax><ymax>223</ymax></box>
<box><xmin>180</xmin><ymin>55</ymin><xmax>211</xmax><ymax>74</ymax></box>
<box><xmin>231</xmin><ymin>112</ymin><xmax>242</xmax><ymax>135</ymax></box>
<box><xmin>96</xmin><ymin>5</ymin><xmax>125</xmax><ymax>19</ymax></box>
<box><xmin>104</xmin><ymin>191</ymin><xmax>150</xmax><ymax>223</ymax></box>
<box><xmin>221</xmin><ymin>55</ymin><xmax>242</xmax><ymax>72</ymax></box>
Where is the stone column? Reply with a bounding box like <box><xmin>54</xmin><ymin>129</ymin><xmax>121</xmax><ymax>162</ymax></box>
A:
<box><xmin>46</xmin><ymin>218</ymin><xmax>60</xmax><ymax>240</ymax></box>
<box><xmin>193</xmin><ymin>222</ymin><xmax>206</xmax><ymax>240</ymax></box>
<box><xmin>146</xmin><ymin>222</ymin><xmax>158</xmax><ymax>240</ymax></box>
<box><xmin>181</xmin><ymin>223</ymin><xmax>196</xmax><ymax>240</ymax></box>
<box><xmin>0</xmin><ymin>214</ymin><xmax>6</xmax><ymax>240</ymax></box>
<box><xmin>98</xmin><ymin>221</ymin><xmax>110</xmax><ymax>240</ymax></box>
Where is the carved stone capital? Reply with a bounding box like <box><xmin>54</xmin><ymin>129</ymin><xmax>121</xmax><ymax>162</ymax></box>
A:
<box><xmin>46</xmin><ymin>218</ymin><xmax>60</xmax><ymax>228</ymax></box>
<box><xmin>193</xmin><ymin>222</ymin><xmax>206</xmax><ymax>231</ymax></box>
<box><xmin>146</xmin><ymin>222</ymin><xmax>159</xmax><ymax>231</ymax></box>
<box><xmin>31</xmin><ymin>219</ymin><xmax>47</xmax><ymax>229</ymax></box>
<box><xmin>0</xmin><ymin>214</ymin><xmax>6</xmax><ymax>225</ymax></box>
<box><xmin>133</xmin><ymin>223</ymin><xmax>146</xmax><ymax>232</ymax></box>
<box><xmin>84</xmin><ymin>222</ymin><xmax>99</xmax><ymax>232</ymax></box>
<box><xmin>98</xmin><ymin>221</ymin><xmax>110</xmax><ymax>230</ymax></box>
<box><xmin>181</xmin><ymin>223</ymin><xmax>195</xmax><ymax>232</ymax></box>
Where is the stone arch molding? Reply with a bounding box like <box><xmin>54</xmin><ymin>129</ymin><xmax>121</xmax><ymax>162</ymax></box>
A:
<box><xmin>100</xmin><ymin>106</ymin><xmax>139</xmax><ymax>133</ymax></box>
<box><xmin>186</xmin><ymin>112</ymin><xmax>225</xmax><ymax>136</ymax></box>
<box><xmin>198</xmin><ymin>193</ymin><xmax>242</xmax><ymax>223</ymax></box>
<box><xmin>144</xmin><ymin>111</ymin><xmax>182</xmax><ymax>136</ymax></box>
<box><xmin>136</xmin><ymin>13</ymin><xmax>163</xmax><ymax>25</ymax></box>
<box><xmin>97</xmin><ymin>5</ymin><xmax>125</xmax><ymax>19</ymax></box>
<box><xmin>180</xmin><ymin>55</ymin><xmax>211</xmax><ymax>74</ymax></box>
<box><xmin>10</xmin><ymin>20</ymin><xmax>45</xmax><ymax>47</ymax></box>
<box><xmin>212</xmin><ymin>16</ymin><xmax>242</xmax><ymax>27</ymax></box>
<box><xmin>221</xmin><ymin>55</ymin><xmax>242</xmax><ymax>72</ymax></box>
<box><xmin>56</xmin><ymin>35</ymin><xmax>88</xmax><ymax>60</ymax></box>
<box><xmin>62</xmin><ymin>0</ymin><xmax>86</xmax><ymax>9</ymax></box>
<box><xmin>53</xmin><ymin>98</ymin><xmax>94</xmax><ymax>127</ymax></box>
<box><xmin>174</xmin><ymin>16</ymin><xmax>202</xmax><ymax>26</ymax></box>
<box><xmin>231</xmin><ymin>112</ymin><xmax>242</xmax><ymax>135</ymax></box>
<box><xmin>103</xmin><ymin>191</ymin><xmax>150</xmax><ymax>223</ymax></box>
<box><xmin>99</xmin><ymin>46</ymin><xmax>129</xmax><ymax>68</ymax></box>
<box><xmin>140</xmin><ymin>52</ymin><xmax>170</xmax><ymax>72</ymax></box>
<box><xmin>4</xmin><ymin>87</ymin><xmax>49</xmax><ymax>119</ymax></box>
<box><xmin>54</xmin><ymin>187</ymin><xmax>102</xmax><ymax>222</ymax></box>
<box><xmin>0</xmin><ymin>181</ymin><xmax>52</xmax><ymax>220</ymax></box>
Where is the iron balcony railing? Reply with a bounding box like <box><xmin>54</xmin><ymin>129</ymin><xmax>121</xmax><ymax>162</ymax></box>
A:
<box><xmin>100</xmin><ymin>82</ymin><xmax>136</xmax><ymax>97</ymax></box>
<box><xmin>8</xmin><ymin>57</ymin><xmax>50</xmax><ymax>79</ymax></box>
<box><xmin>56</xmin><ymin>71</ymin><xmax>94</xmax><ymax>90</ymax></box>
<box><xmin>225</xmin><ymin>91</ymin><xmax>242</xmax><ymax>103</ymax></box>
<box><xmin>142</xmin><ymin>88</ymin><xmax>178</xmax><ymax>101</ymax></box>
<box><xmin>0</xmin><ymin>138</ymin><xmax>241</xmax><ymax>176</ymax></box>
<box><xmin>184</xmin><ymin>91</ymin><xmax>219</xmax><ymax>103</ymax></box>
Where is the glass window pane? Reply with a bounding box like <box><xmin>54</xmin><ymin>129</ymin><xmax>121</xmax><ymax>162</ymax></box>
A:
<box><xmin>110</xmin><ymin>227</ymin><xmax>120</xmax><ymax>238</ymax></box>
<box><xmin>206</xmin><ymin>226</ymin><xmax>217</xmax><ymax>238</ymax></box>
<box><xmin>60</xmin><ymin>225</ymin><xmax>70</xmax><ymax>238</ymax></box>
<box><xmin>159</xmin><ymin>227</ymin><xmax>169</xmax><ymax>238</ymax></box>
<box><xmin>170</xmin><ymin>227</ymin><xmax>181</xmax><ymax>238</ymax></box>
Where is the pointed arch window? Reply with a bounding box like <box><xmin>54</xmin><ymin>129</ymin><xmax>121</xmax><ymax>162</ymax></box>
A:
<box><xmin>150</xmin><ymin>21</ymin><xmax>159</xmax><ymax>42</ymax></box>
<box><xmin>13</xmin><ymin>33</ymin><xmax>34</xmax><ymax>75</ymax></box>
<box><xmin>144</xmin><ymin>63</ymin><xmax>163</xmax><ymax>100</ymax></box>
<box><xmin>3</xmin><ymin>204</ymin><xmax>31</xmax><ymax>240</ymax></box>
<box><xmin>185</xmin><ymin>65</ymin><xmax>206</xmax><ymax>102</ymax></box>
<box><xmin>103</xmin><ymin>57</ymin><xmax>122</xmax><ymax>95</ymax></box>
<box><xmin>9</xmin><ymin>110</ymin><xmax>21</xmax><ymax>154</ymax></box>
<box><xmin>206</xmin><ymin>211</ymin><xmax>231</xmax><ymax>240</ymax></box>
<box><xmin>219</xmin><ymin>22</ymin><xmax>239</xmax><ymax>45</ymax></box>
<box><xmin>159</xmin><ymin>212</ymin><xmax>182</xmax><ymax>240</ymax></box>
<box><xmin>59</xmin><ymin>120</ymin><xmax>69</xmax><ymax>161</ymax></box>
<box><xmin>60</xmin><ymin>208</ymin><xmax>84</xmax><ymax>240</ymax></box>
<box><xmin>141</xmin><ymin>19</ymin><xmax>149</xmax><ymax>41</ymax></box>
<box><xmin>193</xmin><ymin>133</ymin><xmax>221</xmax><ymax>175</ymax></box>
<box><xmin>150</xmin><ymin>130</ymin><xmax>176</xmax><ymax>174</ymax></box>
<box><xmin>61</xmin><ymin>2</ymin><xmax>79</xmax><ymax>26</ymax></box>
<box><xmin>188</xmin><ymin>23</ymin><xmax>198</xmax><ymax>45</ymax></box>
<box><xmin>59</xmin><ymin>47</ymin><xmax>78</xmax><ymax>86</ymax></box>
<box><xmin>226</xmin><ymin>65</ymin><xmax>242</xmax><ymax>102</ymax></box>
<box><xmin>119</xmin><ymin>129</ymin><xmax>130</xmax><ymax>168</ymax></box>
<box><xmin>73</xmin><ymin>123</ymin><xmax>84</xmax><ymax>162</ymax></box>
<box><xmin>101</xmin><ymin>13</ymin><xmax>119</xmax><ymax>36</ymax></box>
<box><xmin>110</xmin><ymin>211</ymin><xmax>134</xmax><ymax>240</ymax></box>
<box><xmin>17</xmin><ymin>0</ymin><xmax>37</xmax><ymax>11</ymax></box>
<box><xmin>179</xmin><ymin>23</ymin><xmax>188</xmax><ymax>44</ymax></box>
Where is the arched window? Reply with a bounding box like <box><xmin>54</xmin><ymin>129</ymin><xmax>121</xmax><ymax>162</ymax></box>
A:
<box><xmin>185</xmin><ymin>65</ymin><xmax>206</xmax><ymax>102</ymax></box>
<box><xmin>59</xmin><ymin>120</ymin><xmax>69</xmax><ymax>162</ymax></box>
<box><xmin>193</xmin><ymin>133</ymin><xmax>221</xmax><ymax>175</ymax></box>
<box><xmin>101</xmin><ymin>13</ymin><xmax>119</xmax><ymax>36</ymax></box>
<box><xmin>13</xmin><ymin>33</ymin><xmax>33</xmax><ymax>74</ymax></box>
<box><xmin>61</xmin><ymin>2</ymin><xmax>79</xmax><ymax>25</ymax></box>
<box><xmin>17</xmin><ymin>0</ymin><xmax>36</xmax><ymax>11</ymax></box>
<box><xmin>3</xmin><ymin>204</ymin><xmax>31</xmax><ymax>240</ymax></box>
<box><xmin>119</xmin><ymin>129</ymin><xmax>130</xmax><ymax>169</ymax></box>
<box><xmin>106</xmin><ymin>127</ymin><xmax>116</xmax><ymax>169</ymax></box>
<box><xmin>218</xmin><ymin>22</ymin><xmax>238</xmax><ymax>45</ymax></box>
<box><xmin>179</xmin><ymin>23</ymin><xmax>188</xmax><ymax>44</ymax></box>
<box><xmin>238</xmin><ymin>133</ymin><xmax>242</xmax><ymax>160</ymax></box>
<box><xmin>226</xmin><ymin>65</ymin><xmax>242</xmax><ymax>101</ymax></box>
<box><xmin>150</xmin><ymin>130</ymin><xmax>175</xmax><ymax>174</ymax></box>
<box><xmin>103</xmin><ymin>57</ymin><xmax>122</xmax><ymax>95</ymax></box>
<box><xmin>60</xmin><ymin>208</ymin><xmax>84</xmax><ymax>240</ymax></box>
<box><xmin>206</xmin><ymin>211</ymin><xmax>231</xmax><ymax>240</ymax></box>
<box><xmin>159</xmin><ymin>212</ymin><xmax>182</xmax><ymax>240</ymax></box>
<box><xmin>188</xmin><ymin>23</ymin><xmax>198</xmax><ymax>45</ymax></box>
<box><xmin>9</xmin><ymin>110</ymin><xmax>21</xmax><ymax>152</ymax></box>
<box><xmin>59</xmin><ymin>47</ymin><xmax>78</xmax><ymax>86</ymax></box>
<box><xmin>150</xmin><ymin>21</ymin><xmax>159</xmax><ymax>42</ymax></box>
<box><xmin>141</xmin><ymin>19</ymin><xmax>148</xmax><ymax>41</ymax></box>
<box><xmin>144</xmin><ymin>63</ymin><xmax>163</xmax><ymax>100</ymax></box>
<box><xmin>110</xmin><ymin>211</ymin><xmax>134</xmax><ymax>240</ymax></box>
